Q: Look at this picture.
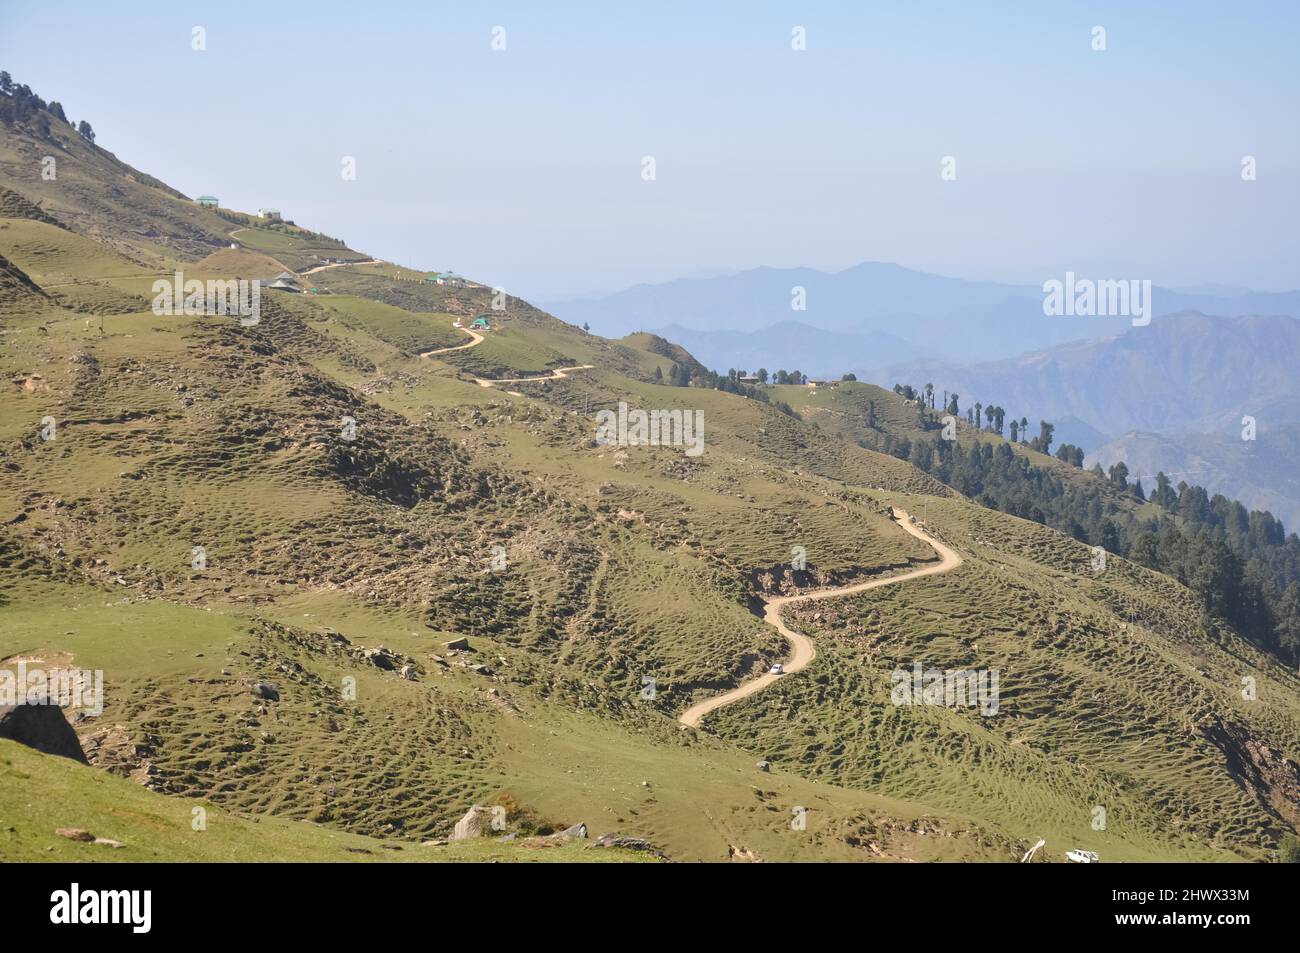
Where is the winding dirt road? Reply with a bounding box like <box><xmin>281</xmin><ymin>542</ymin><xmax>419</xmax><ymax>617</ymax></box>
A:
<box><xmin>678</xmin><ymin>508</ymin><xmax>963</xmax><ymax>730</ymax></box>
<box><xmin>473</xmin><ymin>364</ymin><xmax>594</xmax><ymax>387</ymax></box>
<box><xmin>301</xmin><ymin>258</ymin><xmax>381</xmax><ymax>275</ymax></box>
<box><xmin>414</xmin><ymin>323</ymin><xmax>592</xmax><ymax>388</ymax></box>
<box><xmin>416</xmin><ymin>327</ymin><xmax>485</xmax><ymax>357</ymax></box>
<box><xmin>224</xmin><ymin>226</ymin><xmax>378</xmax><ymax>276</ymax></box>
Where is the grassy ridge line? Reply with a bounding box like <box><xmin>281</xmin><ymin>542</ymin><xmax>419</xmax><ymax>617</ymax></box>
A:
<box><xmin>0</xmin><ymin>112</ymin><xmax>371</xmax><ymax>268</ymax></box>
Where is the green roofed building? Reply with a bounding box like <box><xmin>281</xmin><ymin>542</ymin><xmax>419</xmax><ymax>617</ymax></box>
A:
<box><xmin>196</xmin><ymin>195</ymin><xmax>219</xmax><ymax>207</ymax></box>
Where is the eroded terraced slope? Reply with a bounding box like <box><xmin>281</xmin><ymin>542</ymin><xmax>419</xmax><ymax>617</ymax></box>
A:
<box><xmin>2</xmin><ymin>106</ymin><xmax>1298</xmax><ymax>862</ymax></box>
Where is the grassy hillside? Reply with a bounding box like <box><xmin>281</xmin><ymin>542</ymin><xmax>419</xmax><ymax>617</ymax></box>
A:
<box><xmin>0</xmin><ymin>740</ymin><xmax>656</xmax><ymax>862</ymax></box>
<box><xmin>708</xmin><ymin>493</ymin><xmax>1300</xmax><ymax>861</ymax></box>
<box><xmin>2</xmin><ymin>108</ymin><xmax>1298</xmax><ymax>863</ymax></box>
<box><xmin>0</xmin><ymin>100</ymin><xmax>368</xmax><ymax>272</ymax></box>
<box><xmin>0</xmin><ymin>203</ymin><xmax>1000</xmax><ymax>861</ymax></box>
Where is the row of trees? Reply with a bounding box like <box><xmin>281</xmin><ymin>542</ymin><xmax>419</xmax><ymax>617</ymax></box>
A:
<box><xmin>722</xmin><ymin>368</ymin><xmax>808</xmax><ymax>385</ymax></box>
<box><xmin>867</xmin><ymin>432</ymin><xmax>1300</xmax><ymax>665</ymax></box>
<box><xmin>653</xmin><ymin>362</ymin><xmax>800</xmax><ymax>417</ymax></box>
<box><xmin>893</xmin><ymin>382</ymin><xmax>1057</xmax><ymax>454</ymax></box>
<box><xmin>0</xmin><ymin>71</ymin><xmax>94</xmax><ymax>142</ymax></box>
<box><xmin>709</xmin><ymin>367</ymin><xmax>859</xmax><ymax>386</ymax></box>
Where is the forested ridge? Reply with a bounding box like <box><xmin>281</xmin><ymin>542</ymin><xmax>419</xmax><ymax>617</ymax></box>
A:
<box><xmin>867</xmin><ymin>403</ymin><xmax>1300</xmax><ymax>666</ymax></box>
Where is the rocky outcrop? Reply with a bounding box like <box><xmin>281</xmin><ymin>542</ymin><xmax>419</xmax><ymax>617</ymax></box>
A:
<box><xmin>0</xmin><ymin>186</ymin><xmax>66</xmax><ymax>229</ymax></box>
<box><xmin>450</xmin><ymin>805</ymin><xmax>496</xmax><ymax>840</ymax></box>
<box><xmin>362</xmin><ymin>647</ymin><xmax>396</xmax><ymax>671</ymax></box>
<box><xmin>1199</xmin><ymin>714</ymin><xmax>1300</xmax><ymax>830</ymax></box>
<box><xmin>593</xmin><ymin>833</ymin><xmax>667</xmax><ymax>859</ymax></box>
<box><xmin>55</xmin><ymin>828</ymin><xmax>125</xmax><ymax>848</ymax></box>
<box><xmin>0</xmin><ymin>702</ymin><xmax>89</xmax><ymax>763</ymax></box>
<box><xmin>0</xmin><ymin>253</ymin><xmax>48</xmax><ymax>315</ymax></box>
<box><xmin>78</xmin><ymin>723</ymin><xmax>156</xmax><ymax>785</ymax></box>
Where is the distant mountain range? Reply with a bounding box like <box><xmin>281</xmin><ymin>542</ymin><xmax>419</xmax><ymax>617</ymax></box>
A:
<box><xmin>547</xmin><ymin>265</ymin><xmax>1300</xmax><ymax>530</ymax></box>
<box><xmin>542</xmin><ymin>262</ymin><xmax>1300</xmax><ymax>365</ymax></box>
<box><xmin>878</xmin><ymin>312</ymin><xmax>1300</xmax><ymax>439</ymax></box>
<box><xmin>646</xmin><ymin>320</ymin><xmax>927</xmax><ymax>377</ymax></box>
<box><xmin>879</xmin><ymin>311</ymin><xmax>1300</xmax><ymax>532</ymax></box>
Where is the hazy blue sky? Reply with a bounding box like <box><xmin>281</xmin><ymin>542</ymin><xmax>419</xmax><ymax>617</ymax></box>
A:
<box><xmin>4</xmin><ymin>1</ymin><xmax>1298</xmax><ymax>299</ymax></box>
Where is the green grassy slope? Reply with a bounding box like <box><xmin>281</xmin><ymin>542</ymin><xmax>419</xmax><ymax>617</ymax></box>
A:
<box><xmin>707</xmin><ymin>494</ymin><xmax>1300</xmax><ymax>861</ymax></box>
<box><xmin>0</xmin><ymin>111</ymin><xmax>368</xmax><ymax>273</ymax></box>
<box><xmin>0</xmin><ymin>740</ymin><xmax>656</xmax><ymax>862</ymax></box>
<box><xmin>0</xmin><ymin>207</ymin><xmax>1001</xmax><ymax>860</ymax></box>
<box><xmin>2</xmin><ymin>115</ymin><xmax>1298</xmax><ymax>863</ymax></box>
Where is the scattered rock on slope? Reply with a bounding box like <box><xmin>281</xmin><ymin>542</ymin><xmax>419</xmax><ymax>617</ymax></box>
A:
<box><xmin>55</xmin><ymin>828</ymin><xmax>126</xmax><ymax>848</ymax></box>
<box><xmin>593</xmin><ymin>833</ymin><xmax>667</xmax><ymax>859</ymax></box>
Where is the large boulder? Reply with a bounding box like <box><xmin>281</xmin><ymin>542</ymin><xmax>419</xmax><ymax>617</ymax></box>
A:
<box><xmin>450</xmin><ymin>805</ymin><xmax>496</xmax><ymax>841</ymax></box>
<box><xmin>362</xmin><ymin>647</ymin><xmax>396</xmax><ymax>671</ymax></box>
<box><xmin>0</xmin><ymin>702</ymin><xmax>89</xmax><ymax>763</ymax></box>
